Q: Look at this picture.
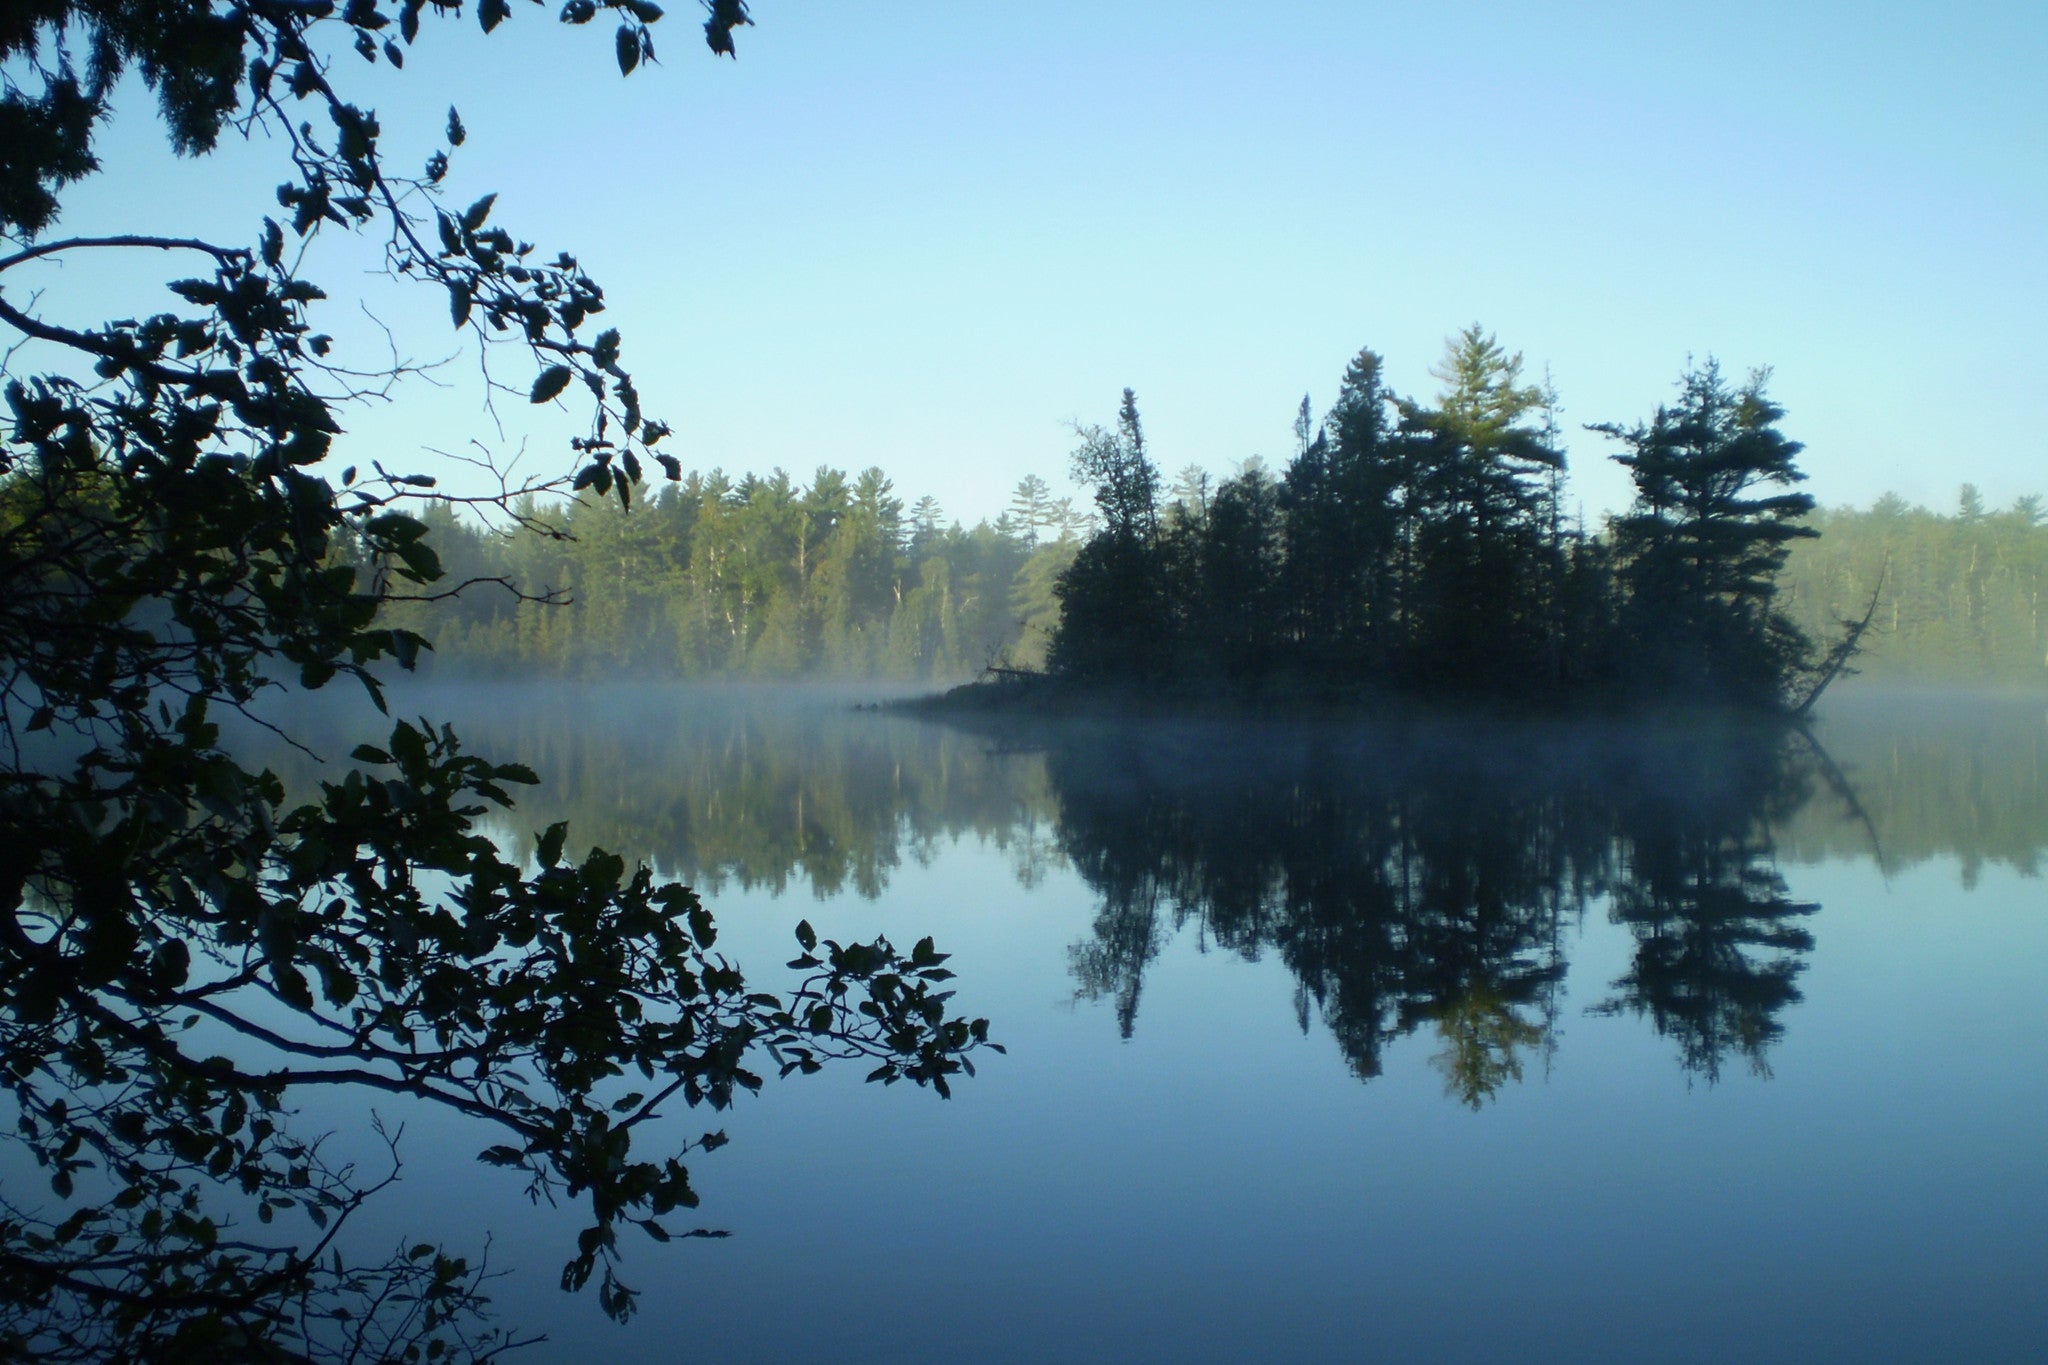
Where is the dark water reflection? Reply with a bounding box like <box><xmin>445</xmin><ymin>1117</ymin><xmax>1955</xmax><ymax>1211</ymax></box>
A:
<box><xmin>276</xmin><ymin>684</ymin><xmax>2047</xmax><ymax>1102</ymax></box>
<box><xmin>1038</xmin><ymin>717</ymin><xmax>1819</xmax><ymax>1094</ymax></box>
<box><xmin>233</xmin><ymin>684</ymin><xmax>2046</xmax><ymax>1360</ymax></box>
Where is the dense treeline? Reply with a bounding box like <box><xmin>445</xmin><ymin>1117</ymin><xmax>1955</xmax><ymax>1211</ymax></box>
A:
<box><xmin>1050</xmin><ymin>329</ymin><xmax>1820</xmax><ymax>710</ymax></box>
<box><xmin>382</xmin><ymin>469</ymin><xmax>1089</xmax><ymax>679</ymax></box>
<box><xmin>1779</xmin><ymin>488</ymin><xmax>2048</xmax><ymax>687</ymax></box>
<box><xmin>368</xmin><ymin>330</ymin><xmax>2047</xmax><ymax>696</ymax></box>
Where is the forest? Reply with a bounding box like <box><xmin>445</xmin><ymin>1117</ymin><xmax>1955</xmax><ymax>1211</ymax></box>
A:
<box><xmin>1046</xmin><ymin>336</ymin><xmax>1818</xmax><ymax>708</ymax></box>
<box><xmin>384</xmin><ymin>468</ymin><xmax>1088</xmax><ymax>679</ymax></box>
<box><xmin>1780</xmin><ymin>489</ymin><xmax>2048</xmax><ymax>687</ymax></box>
<box><xmin>385</xmin><ymin>331</ymin><xmax>2048</xmax><ymax>699</ymax></box>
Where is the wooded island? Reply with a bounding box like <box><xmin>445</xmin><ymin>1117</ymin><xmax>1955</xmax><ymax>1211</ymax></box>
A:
<box><xmin>1040</xmin><ymin>332</ymin><xmax>1822</xmax><ymax>711</ymax></box>
<box><xmin>377</xmin><ymin>331</ymin><xmax>2048</xmax><ymax>704</ymax></box>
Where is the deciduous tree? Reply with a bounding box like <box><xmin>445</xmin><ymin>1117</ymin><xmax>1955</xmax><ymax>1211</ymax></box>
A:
<box><xmin>0</xmin><ymin>3</ymin><xmax>994</xmax><ymax>1358</ymax></box>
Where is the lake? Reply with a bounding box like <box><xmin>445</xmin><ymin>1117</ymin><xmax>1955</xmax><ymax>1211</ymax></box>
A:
<box><xmin>249</xmin><ymin>685</ymin><xmax>2048</xmax><ymax>1362</ymax></box>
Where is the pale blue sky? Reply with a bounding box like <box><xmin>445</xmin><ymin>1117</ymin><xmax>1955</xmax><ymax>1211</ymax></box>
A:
<box><xmin>26</xmin><ymin>0</ymin><xmax>2048</xmax><ymax>524</ymax></box>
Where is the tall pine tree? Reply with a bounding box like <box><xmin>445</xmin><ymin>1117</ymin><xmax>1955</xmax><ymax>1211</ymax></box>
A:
<box><xmin>1597</xmin><ymin>361</ymin><xmax>1817</xmax><ymax>706</ymax></box>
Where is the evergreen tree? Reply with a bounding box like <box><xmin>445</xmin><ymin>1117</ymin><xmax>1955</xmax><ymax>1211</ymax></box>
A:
<box><xmin>909</xmin><ymin>493</ymin><xmax>945</xmax><ymax>556</ymax></box>
<box><xmin>1010</xmin><ymin>536</ymin><xmax>1083</xmax><ymax>670</ymax></box>
<box><xmin>1168</xmin><ymin>463</ymin><xmax>1213</xmax><ymax>528</ymax></box>
<box><xmin>1007</xmin><ymin>474</ymin><xmax>1054</xmax><ymax>549</ymax></box>
<box><xmin>1282</xmin><ymin>346</ymin><xmax>1403</xmax><ymax>673</ymax></box>
<box><xmin>1597</xmin><ymin>362</ymin><xmax>1817</xmax><ymax>706</ymax></box>
<box><xmin>1190</xmin><ymin>460</ymin><xmax>1284</xmax><ymax>681</ymax></box>
<box><xmin>1409</xmin><ymin>324</ymin><xmax>1561</xmax><ymax>533</ymax></box>
<box><xmin>1069</xmin><ymin>387</ymin><xmax>1159</xmax><ymax>540</ymax></box>
<box><xmin>1051</xmin><ymin>389</ymin><xmax>1167</xmax><ymax>680</ymax></box>
<box><xmin>1396</xmin><ymin>327</ymin><xmax>1566</xmax><ymax>693</ymax></box>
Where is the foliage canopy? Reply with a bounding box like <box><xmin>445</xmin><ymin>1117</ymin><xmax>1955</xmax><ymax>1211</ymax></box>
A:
<box><xmin>0</xmin><ymin>2</ymin><xmax>995</xmax><ymax>1358</ymax></box>
<box><xmin>1047</xmin><ymin>331</ymin><xmax>1828</xmax><ymax>710</ymax></box>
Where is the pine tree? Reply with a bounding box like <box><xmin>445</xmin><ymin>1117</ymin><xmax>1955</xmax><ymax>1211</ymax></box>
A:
<box><xmin>1051</xmin><ymin>389</ymin><xmax>1167</xmax><ymax>680</ymax></box>
<box><xmin>1598</xmin><ymin>361</ymin><xmax>1817</xmax><ymax>706</ymax></box>
<box><xmin>1007</xmin><ymin>474</ymin><xmax>1054</xmax><ymax>549</ymax></box>
<box><xmin>1282</xmin><ymin>345</ymin><xmax>1403</xmax><ymax>673</ymax></box>
<box><xmin>1389</xmin><ymin>328</ymin><xmax>1566</xmax><ymax>693</ymax></box>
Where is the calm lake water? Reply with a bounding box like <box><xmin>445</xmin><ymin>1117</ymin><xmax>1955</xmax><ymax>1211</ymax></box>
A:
<box><xmin>272</xmin><ymin>685</ymin><xmax>2047</xmax><ymax>1362</ymax></box>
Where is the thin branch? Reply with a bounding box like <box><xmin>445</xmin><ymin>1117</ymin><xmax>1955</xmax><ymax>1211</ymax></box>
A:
<box><xmin>0</xmin><ymin>294</ymin><xmax>208</xmax><ymax>389</ymax></box>
<box><xmin>0</xmin><ymin>235</ymin><xmax>247</xmax><ymax>275</ymax></box>
<box><xmin>380</xmin><ymin>574</ymin><xmax>564</xmax><ymax>607</ymax></box>
<box><xmin>63</xmin><ymin>986</ymin><xmax>547</xmax><ymax>1141</ymax></box>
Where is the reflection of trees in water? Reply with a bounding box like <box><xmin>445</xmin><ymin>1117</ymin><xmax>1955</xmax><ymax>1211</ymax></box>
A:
<box><xmin>1777</xmin><ymin>690</ymin><xmax>2048</xmax><ymax>883</ymax></box>
<box><xmin>257</xmin><ymin>686</ymin><xmax>1067</xmax><ymax>900</ymax></box>
<box><xmin>1047</xmin><ymin>719</ymin><xmax>1823</xmax><ymax>1099</ymax></box>
<box><xmin>1595</xmin><ymin>743</ymin><xmax>1820</xmax><ymax>1082</ymax></box>
<box><xmin>1597</xmin><ymin>826</ymin><xmax>1815</xmax><ymax>1082</ymax></box>
<box><xmin>243</xmin><ymin>690</ymin><xmax>2035</xmax><ymax>1097</ymax></box>
<box><xmin>1006</xmin><ymin>814</ymin><xmax>1067</xmax><ymax>890</ymax></box>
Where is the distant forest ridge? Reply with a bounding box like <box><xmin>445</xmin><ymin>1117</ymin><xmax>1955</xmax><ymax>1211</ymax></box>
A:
<box><xmin>385</xmin><ymin>472</ymin><xmax>2046</xmax><ymax>691</ymax></box>
<box><xmin>384</xmin><ymin>467</ymin><xmax>1086</xmax><ymax>682</ymax></box>
<box><xmin>380</xmin><ymin>328</ymin><xmax>2045</xmax><ymax>699</ymax></box>
<box><xmin>1782</xmin><ymin>488</ymin><xmax>2048</xmax><ymax>687</ymax></box>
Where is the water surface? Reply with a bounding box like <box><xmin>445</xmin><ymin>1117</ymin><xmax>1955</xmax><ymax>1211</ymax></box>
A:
<box><xmin>266</xmin><ymin>685</ymin><xmax>2048</xmax><ymax>1362</ymax></box>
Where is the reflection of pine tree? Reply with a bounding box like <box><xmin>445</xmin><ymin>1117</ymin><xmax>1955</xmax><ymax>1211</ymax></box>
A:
<box><xmin>1006</xmin><ymin>816</ymin><xmax>1067</xmax><ymax>890</ymax></box>
<box><xmin>333</xmin><ymin>694</ymin><xmax>1063</xmax><ymax>902</ymax></box>
<box><xmin>352</xmin><ymin>698</ymin><xmax>1840</xmax><ymax>1099</ymax></box>
<box><xmin>1599</xmin><ymin>828</ymin><xmax>1816</xmax><ymax>1082</ymax></box>
<box><xmin>1050</xmin><ymin>729</ymin><xmax>1586</xmax><ymax>1089</ymax></box>
<box><xmin>1253</xmin><ymin>779</ymin><xmax>1412</xmax><ymax>1081</ymax></box>
<box><xmin>1045</xmin><ymin>718</ymin><xmax>1816</xmax><ymax>1098</ymax></box>
<box><xmin>1067</xmin><ymin>886</ymin><xmax>1167</xmax><ymax>1040</ymax></box>
<box><xmin>1057</xmin><ymin>751</ymin><xmax>1190</xmax><ymax>1038</ymax></box>
<box><xmin>1428</xmin><ymin>987</ymin><xmax>1550</xmax><ymax>1109</ymax></box>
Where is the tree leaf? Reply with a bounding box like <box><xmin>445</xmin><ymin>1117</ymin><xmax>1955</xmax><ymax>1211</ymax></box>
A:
<box><xmin>530</xmin><ymin>366</ymin><xmax>573</xmax><ymax>403</ymax></box>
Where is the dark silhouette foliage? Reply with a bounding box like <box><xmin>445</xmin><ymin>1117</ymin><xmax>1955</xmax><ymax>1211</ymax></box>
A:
<box><xmin>1048</xmin><ymin>389</ymin><xmax>1168</xmax><ymax>681</ymax></box>
<box><xmin>1596</xmin><ymin>361</ymin><xmax>1819</xmax><ymax>707</ymax></box>
<box><xmin>0</xmin><ymin>3</ymin><xmax>994</xmax><ymax>1359</ymax></box>
<box><xmin>1042</xmin><ymin>715</ymin><xmax>1819</xmax><ymax>1096</ymax></box>
<box><xmin>1047</xmin><ymin>332</ymin><xmax>1825</xmax><ymax>711</ymax></box>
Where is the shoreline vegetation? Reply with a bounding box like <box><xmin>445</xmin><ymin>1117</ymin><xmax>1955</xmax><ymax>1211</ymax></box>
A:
<box><xmin>386</xmin><ymin>333</ymin><xmax>2048</xmax><ymax>703</ymax></box>
<box><xmin>981</xmin><ymin>341</ymin><xmax>1835</xmax><ymax>718</ymax></box>
<box><xmin>901</xmin><ymin>671</ymin><xmax>1822</xmax><ymax>725</ymax></box>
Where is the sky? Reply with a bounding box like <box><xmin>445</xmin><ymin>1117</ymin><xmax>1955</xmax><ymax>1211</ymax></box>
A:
<box><xmin>20</xmin><ymin>0</ymin><xmax>2048</xmax><ymax>526</ymax></box>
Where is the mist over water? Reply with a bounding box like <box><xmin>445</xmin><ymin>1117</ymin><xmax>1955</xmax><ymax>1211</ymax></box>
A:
<box><xmin>227</xmin><ymin>682</ymin><xmax>2047</xmax><ymax>1361</ymax></box>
